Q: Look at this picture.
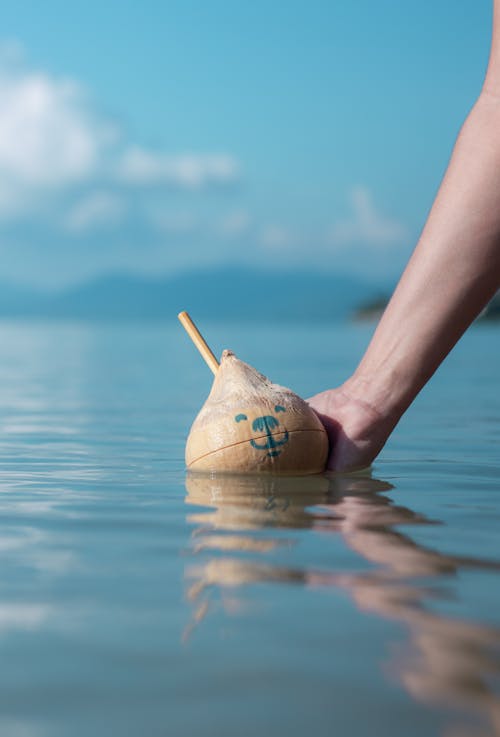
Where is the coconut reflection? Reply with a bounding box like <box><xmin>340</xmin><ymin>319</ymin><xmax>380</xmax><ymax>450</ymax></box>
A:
<box><xmin>184</xmin><ymin>472</ymin><xmax>500</xmax><ymax>737</ymax></box>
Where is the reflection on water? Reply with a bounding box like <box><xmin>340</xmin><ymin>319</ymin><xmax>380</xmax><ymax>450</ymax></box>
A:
<box><xmin>0</xmin><ymin>321</ymin><xmax>498</xmax><ymax>737</ymax></box>
<box><xmin>185</xmin><ymin>472</ymin><xmax>500</xmax><ymax>737</ymax></box>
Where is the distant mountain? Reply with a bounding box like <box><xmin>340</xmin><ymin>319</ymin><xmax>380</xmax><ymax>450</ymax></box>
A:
<box><xmin>481</xmin><ymin>291</ymin><xmax>500</xmax><ymax>321</ymax></box>
<box><xmin>352</xmin><ymin>294</ymin><xmax>390</xmax><ymax>322</ymax></box>
<box><xmin>0</xmin><ymin>267</ymin><xmax>382</xmax><ymax>321</ymax></box>
<box><xmin>351</xmin><ymin>289</ymin><xmax>500</xmax><ymax>323</ymax></box>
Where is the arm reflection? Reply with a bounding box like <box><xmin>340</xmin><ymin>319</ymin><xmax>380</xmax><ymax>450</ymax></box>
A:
<box><xmin>184</xmin><ymin>471</ymin><xmax>500</xmax><ymax>737</ymax></box>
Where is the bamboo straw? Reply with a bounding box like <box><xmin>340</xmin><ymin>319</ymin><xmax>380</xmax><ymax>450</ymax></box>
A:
<box><xmin>178</xmin><ymin>311</ymin><xmax>219</xmax><ymax>375</ymax></box>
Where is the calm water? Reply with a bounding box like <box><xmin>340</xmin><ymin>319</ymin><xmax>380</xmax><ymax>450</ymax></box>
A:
<box><xmin>0</xmin><ymin>318</ymin><xmax>499</xmax><ymax>737</ymax></box>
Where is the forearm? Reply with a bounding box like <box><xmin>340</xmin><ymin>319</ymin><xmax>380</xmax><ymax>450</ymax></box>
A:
<box><xmin>308</xmin><ymin>2</ymin><xmax>500</xmax><ymax>471</ymax></box>
<box><xmin>348</xmin><ymin>92</ymin><xmax>500</xmax><ymax>422</ymax></box>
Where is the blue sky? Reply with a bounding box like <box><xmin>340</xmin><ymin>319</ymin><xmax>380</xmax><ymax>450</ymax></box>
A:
<box><xmin>0</xmin><ymin>0</ymin><xmax>493</xmax><ymax>288</ymax></box>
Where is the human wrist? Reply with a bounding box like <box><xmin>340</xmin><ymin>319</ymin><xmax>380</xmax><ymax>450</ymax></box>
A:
<box><xmin>341</xmin><ymin>367</ymin><xmax>413</xmax><ymax>429</ymax></box>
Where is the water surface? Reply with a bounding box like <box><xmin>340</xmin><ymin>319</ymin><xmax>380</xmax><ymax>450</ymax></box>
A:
<box><xmin>0</xmin><ymin>319</ymin><xmax>499</xmax><ymax>737</ymax></box>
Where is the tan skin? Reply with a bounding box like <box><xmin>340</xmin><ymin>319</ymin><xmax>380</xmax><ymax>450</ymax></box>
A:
<box><xmin>309</xmin><ymin>0</ymin><xmax>500</xmax><ymax>471</ymax></box>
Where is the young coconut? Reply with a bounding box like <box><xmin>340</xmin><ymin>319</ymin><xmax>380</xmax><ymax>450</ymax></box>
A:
<box><xmin>185</xmin><ymin>349</ymin><xmax>328</xmax><ymax>474</ymax></box>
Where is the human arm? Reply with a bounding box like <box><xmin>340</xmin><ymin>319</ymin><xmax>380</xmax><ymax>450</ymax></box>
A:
<box><xmin>309</xmin><ymin>1</ymin><xmax>500</xmax><ymax>471</ymax></box>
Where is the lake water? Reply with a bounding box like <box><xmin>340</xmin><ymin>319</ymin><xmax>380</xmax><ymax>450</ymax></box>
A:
<box><xmin>0</xmin><ymin>318</ymin><xmax>499</xmax><ymax>737</ymax></box>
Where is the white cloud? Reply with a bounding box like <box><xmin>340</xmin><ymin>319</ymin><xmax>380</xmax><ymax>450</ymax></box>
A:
<box><xmin>145</xmin><ymin>207</ymin><xmax>251</xmax><ymax>240</ymax></box>
<box><xmin>258</xmin><ymin>224</ymin><xmax>298</xmax><ymax>251</ymax></box>
<box><xmin>116</xmin><ymin>146</ymin><xmax>240</xmax><ymax>188</ymax></box>
<box><xmin>0</xmin><ymin>603</ymin><xmax>52</xmax><ymax>632</ymax></box>
<box><xmin>328</xmin><ymin>186</ymin><xmax>408</xmax><ymax>248</ymax></box>
<box><xmin>64</xmin><ymin>191</ymin><xmax>125</xmax><ymax>232</ymax></box>
<box><xmin>0</xmin><ymin>74</ymin><xmax>100</xmax><ymax>185</ymax></box>
<box><xmin>217</xmin><ymin>209</ymin><xmax>251</xmax><ymax>237</ymax></box>
<box><xmin>0</xmin><ymin>60</ymin><xmax>114</xmax><ymax>218</ymax></box>
<box><xmin>0</xmin><ymin>719</ymin><xmax>47</xmax><ymax>737</ymax></box>
<box><xmin>151</xmin><ymin>209</ymin><xmax>200</xmax><ymax>234</ymax></box>
<box><xmin>0</xmin><ymin>45</ymin><xmax>241</xmax><ymax>224</ymax></box>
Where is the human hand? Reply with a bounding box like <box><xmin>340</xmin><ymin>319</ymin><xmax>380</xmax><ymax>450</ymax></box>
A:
<box><xmin>308</xmin><ymin>381</ymin><xmax>399</xmax><ymax>472</ymax></box>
